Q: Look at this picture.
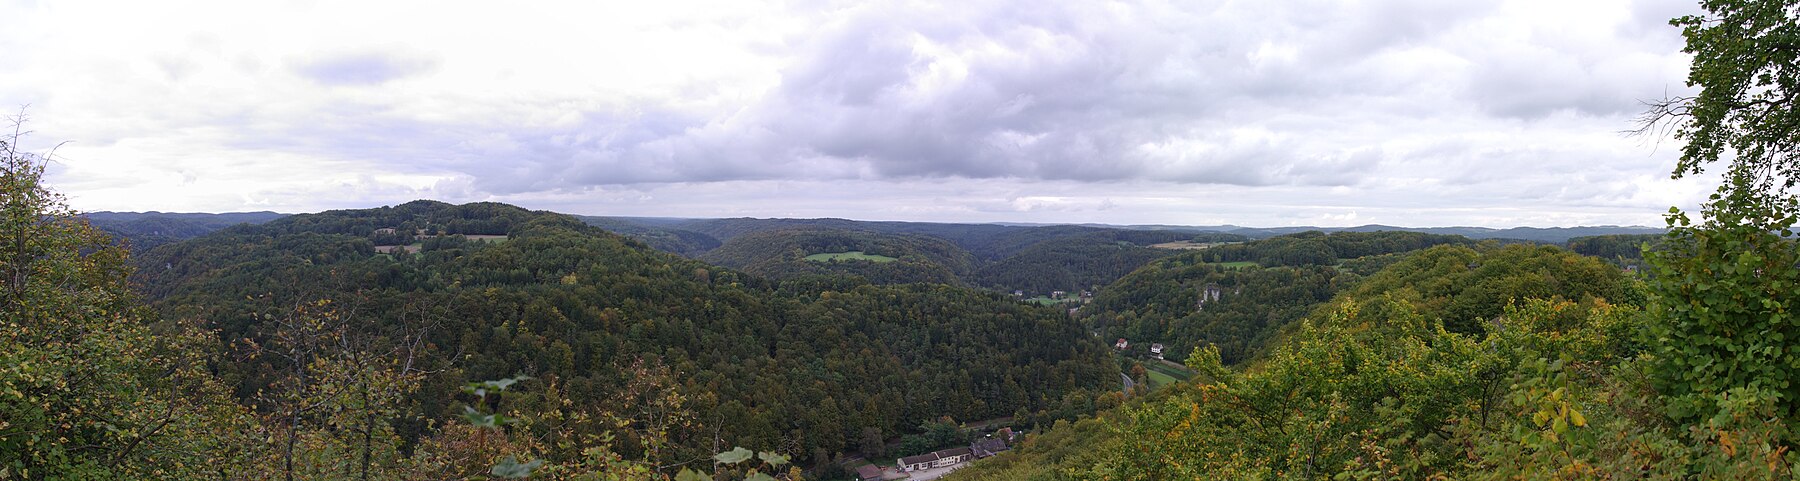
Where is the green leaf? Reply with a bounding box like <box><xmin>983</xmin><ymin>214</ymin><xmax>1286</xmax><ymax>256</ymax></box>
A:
<box><xmin>675</xmin><ymin>468</ymin><xmax>710</xmax><ymax>481</ymax></box>
<box><xmin>490</xmin><ymin>456</ymin><xmax>544</xmax><ymax>478</ymax></box>
<box><xmin>746</xmin><ymin>473</ymin><xmax>777</xmax><ymax>481</ymax></box>
<box><xmin>758</xmin><ymin>451</ymin><xmax>790</xmax><ymax>466</ymax></box>
<box><xmin>461</xmin><ymin>406</ymin><xmax>497</xmax><ymax>428</ymax></box>
<box><xmin>714</xmin><ymin>446</ymin><xmax>754</xmax><ymax>464</ymax></box>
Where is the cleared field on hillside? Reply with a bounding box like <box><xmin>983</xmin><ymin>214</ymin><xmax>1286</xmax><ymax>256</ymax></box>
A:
<box><xmin>1026</xmin><ymin>296</ymin><xmax>1082</xmax><ymax>306</ymax></box>
<box><xmin>1150</xmin><ymin>241</ymin><xmax>1240</xmax><ymax>250</ymax></box>
<box><xmin>803</xmin><ymin>251</ymin><xmax>897</xmax><ymax>262</ymax></box>
<box><xmin>1145</xmin><ymin>369</ymin><xmax>1179</xmax><ymax>389</ymax></box>
<box><xmin>1145</xmin><ymin>361</ymin><xmax>1194</xmax><ymax>381</ymax></box>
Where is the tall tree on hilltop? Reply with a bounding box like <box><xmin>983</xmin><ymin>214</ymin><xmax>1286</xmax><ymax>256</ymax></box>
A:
<box><xmin>1638</xmin><ymin>0</ymin><xmax>1800</xmax><ymax>430</ymax></box>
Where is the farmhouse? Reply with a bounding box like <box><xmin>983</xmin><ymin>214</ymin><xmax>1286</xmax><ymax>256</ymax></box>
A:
<box><xmin>1150</xmin><ymin>343</ymin><xmax>1165</xmax><ymax>360</ymax></box>
<box><xmin>897</xmin><ymin>453</ymin><xmax>937</xmax><ymax>472</ymax></box>
<box><xmin>971</xmin><ymin>437</ymin><xmax>1010</xmax><ymax>458</ymax></box>
<box><xmin>934</xmin><ymin>447</ymin><xmax>972</xmax><ymax>467</ymax></box>
<box><xmin>897</xmin><ymin>446</ymin><xmax>975</xmax><ymax>472</ymax></box>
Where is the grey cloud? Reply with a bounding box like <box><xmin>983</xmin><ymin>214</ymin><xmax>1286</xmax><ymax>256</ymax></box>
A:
<box><xmin>163</xmin><ymin>0</ymin><xmax>1694</xmax><ymax>204</ymax></box>
<box><xmin>293</xmin><ymin>50</ymin><xmax>439</xmax><ymax>86</ymax></box>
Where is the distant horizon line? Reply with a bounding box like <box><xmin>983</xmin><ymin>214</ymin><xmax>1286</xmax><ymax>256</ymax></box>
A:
<box><xmin>82</xmin><ymin>207</ymin><xmax>1665</xmax><ymax>232</ymax></box>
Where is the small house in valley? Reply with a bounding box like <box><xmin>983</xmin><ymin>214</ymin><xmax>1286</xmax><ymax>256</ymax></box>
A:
<box><xmin>934</xmin><ymin>447</ymin><xmax>972</xmax><ymax>467</ymax></box>
<box><xmin>1150</xmin><ymin>343</ymin><xmax>1165</xmax><ymax>360</ymax></box>
<box><xmin>855</xmin><ymin>464</ymin><xmax>883</xmax><ymax>481</ymax></box>
<box><xmin>972</xmin><ymin>437</ymin><xmax>1010</xmax><ymax>458</ymax></box>
<box><xmin>1115</xmin><ymin>338</ymin><xmax>1129</xmax><ymax>350</ymax></box>
<box><xmin>898</xmin><ymin>453</ymin><xmax>937</xmax><ymax>472</ymax></box>
<box><xmin>896</xmin><ymin>445</ymin><xmax>978</xmax><ymax>472</ymax></box>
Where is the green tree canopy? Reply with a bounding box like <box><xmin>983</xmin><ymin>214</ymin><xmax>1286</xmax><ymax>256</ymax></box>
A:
<box><xmin>1642</xmin><ymin>0</ymin><xmax>1800</xmax><ymax>428</ymax></box>
<box><xmin>0</xmin><ymin>114</ymin><xmax>244</xmax><ymax>480</ymax></box>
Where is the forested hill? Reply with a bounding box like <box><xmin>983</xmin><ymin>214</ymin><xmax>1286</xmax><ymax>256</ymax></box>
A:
<box><xmin>586</xmin><ymin>216</ymin><xmax>1227</xmax><ymax>260</ymax></box>
<box><xmin>948</xmin><ymin>242</ymin><xmax>1643</xmax><ymax>480</ymax></box>
<box><xmin>654</xmin><ymin>217</ymin><xmax>1028</xmax><ymax>252</ymax></box>
<box><xmin>1083</xmin><ymin>230</ymin><xmax>1475</xmax><ymax>365</ymax></box>
<box><xmin>574</xmin><ymin>215</ymin><xmax>721</xmax><ymax>255</ymax></box>
<box><xmin>83</xmin><ymin>210</ymin><xmax>285</xmax><ymax>251</ymax></box>
<box><xmin>697</xmin><ymin>227</ymin><xmax>976</xmax><ymax>285</ymax></box>
<box><xmin>1200</xmin><ymin>224</ymin><xmax>1664</xmax><ymax>243</ymax></box>
<box><xmin>586</xmin><ymin>216</ymin><xmax>1256</xmax><ymax>295</ymax></box>
<box><xmin>968</xmin><ymin>230</ymin><xmax>1235</xmax><ymax>295</ymax></box>
<box><xmin>128</xmin><ymin>200</ymin><xmax>1117</xmax><ymax>471</ymax></box>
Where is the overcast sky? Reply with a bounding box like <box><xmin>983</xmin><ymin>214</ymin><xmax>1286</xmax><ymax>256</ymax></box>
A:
<box><xmin>3</xmin><ymin>0</ymin><xmax>1717</xmax><ymax>227</ymax></box>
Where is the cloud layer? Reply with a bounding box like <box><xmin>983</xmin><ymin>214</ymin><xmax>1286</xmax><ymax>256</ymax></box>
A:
<box><xmin>3</xmin><ymin>0</ymin><xmax>1714</xmax><ymax>226</ymax></box>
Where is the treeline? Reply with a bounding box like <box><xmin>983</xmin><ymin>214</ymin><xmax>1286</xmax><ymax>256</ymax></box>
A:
<box><xmin>85</xmin><ymin>210</ymin><xmax>284</xmax><ymax>251</ymax></box>
<box><xmin>1567</xmin><ymin>233</ymin><xmax>1660</xmax><ymax>267</ymax></box>
<box><xmin>117</xmin><ymin>201</ymin><xmax>1116</xmax><ymax>476</ymax></box>
<box><xmin>576</xmin><ymin>215</ymin><xmax>722</xmax><ymax>255</ymax></box>
<box><xmin>259</xmin><ymin>200</ymin><xmax>523</xmax><ymax>237</ymax></box>
<box><xmin>1193</xmin><ymin>230</ymin><xmax>1473</xmax><ymax>266</ymax></box>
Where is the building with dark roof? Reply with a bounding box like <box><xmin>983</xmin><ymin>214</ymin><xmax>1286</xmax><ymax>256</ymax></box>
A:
<box><xmin>972</xmin><ymin>437</ymin><xmax>1010</xmax><ymax>458</ymax></box>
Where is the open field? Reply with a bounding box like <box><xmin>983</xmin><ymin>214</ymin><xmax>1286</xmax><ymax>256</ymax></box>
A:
<box><xmin>1150</xmin><ymin>241</ymin><xmax>1241</xmax><ymax>250</ymax></box>
<box><xmin>1145</xmin><ymin>361</ymin><xmax>1195</xmax><ymax>382</ymax></box>
<box><xmin>804</xmin><ymin>251</ymin><xmax>898</xmax><ymax>262</ymax></box>
<box><xmin>1025</xmin><ymin>296</ymin><xmax>1074</xmax><ymax>306</ymax></box>
<box><xmin>1145</xmin><ymin>368</ymin><xmax>1179</xmax><ymax>389</ymax></box>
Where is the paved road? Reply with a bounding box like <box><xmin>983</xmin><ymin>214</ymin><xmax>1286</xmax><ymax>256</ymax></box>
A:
<box><xmin>1121</xmin><ymin>372</ymin><xmax>1134</xmax><ymax>393</ymax></box>
<box><xmin>900</xmin><ymin>463</ymin><xmax>967</xmax><ymax>481</ymax></box>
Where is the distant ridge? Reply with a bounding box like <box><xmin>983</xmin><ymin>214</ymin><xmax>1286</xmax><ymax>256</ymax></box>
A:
<box><xmin>82</xmin><ymin>210</ymin><xmax>290</xmax><ymax>251</ymax></box>
<box><xmin>1216</xmin><ymin>224</ymin><xmax>1664</xmax><ymax>243</ymax></box>
<box><xmin>87</xmin><ymin>208</ymin><xmax>1664</xmax><ymax>249</ymax></box>
<box><xmin>85</xmin><ymin>210</ymin><xmax>288</xmax><ymax>223</ymax></box>
<box><xmin>595</xmin><ymin>216</ymin><xmax>1662</xmax><ymax>244</ymax></box>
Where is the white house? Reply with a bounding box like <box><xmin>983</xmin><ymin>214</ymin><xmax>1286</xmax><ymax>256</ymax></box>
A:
<box><xmin>898</xmin><ymin>446</ymin><xmax>976</xmax><ymax>472</ymax></box>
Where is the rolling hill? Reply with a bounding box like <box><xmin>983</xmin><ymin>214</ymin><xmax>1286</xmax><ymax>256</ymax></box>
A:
<box><xmin>128</xmin><ymin>200</ymin><xmax>1116</xmax><ymax>471</ymax></box>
